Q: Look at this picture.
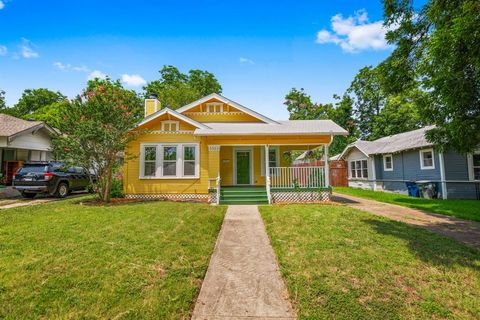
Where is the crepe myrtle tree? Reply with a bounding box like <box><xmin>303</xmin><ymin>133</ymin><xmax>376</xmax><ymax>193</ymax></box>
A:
<box><xmin>52</xmin><ymin>78</ymin><xmax>142</xmax><ymax>202</ymax></box>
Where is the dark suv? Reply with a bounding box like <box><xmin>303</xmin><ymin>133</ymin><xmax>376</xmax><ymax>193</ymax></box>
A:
<box><xmin>13</xmin><ymin>162</ymin><xmax>92</xmax><ymax>199</ymax></box>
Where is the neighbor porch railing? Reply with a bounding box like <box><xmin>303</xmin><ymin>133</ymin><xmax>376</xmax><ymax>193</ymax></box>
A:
<box><xmin>269</xmin><ymin>166</ymin><xmax>326</xmax><ymax>189</ymax></box>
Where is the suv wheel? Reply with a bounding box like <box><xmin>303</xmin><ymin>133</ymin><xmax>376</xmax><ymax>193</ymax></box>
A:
<box><xmin>21</xmin><ymin>192</ymin><xmax>36</xmax><ymax>199</ymax></box>
<box><xmin>55</xmin><ymin>183</ymin><xmax>69</xmax><ymax>198</ymax></box>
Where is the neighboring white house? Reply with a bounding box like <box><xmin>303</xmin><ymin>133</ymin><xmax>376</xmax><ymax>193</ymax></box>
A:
<box><xmin>0</xmin><ymin>114</ymin><xmax>56</xmax><ymax>183</ymax></box>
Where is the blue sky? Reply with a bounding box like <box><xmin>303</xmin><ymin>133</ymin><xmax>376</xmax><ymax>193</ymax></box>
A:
<box><xmin>0</xmin><ymin>0</ymin><xmax>392</xmax><ymax>120</ymax></box>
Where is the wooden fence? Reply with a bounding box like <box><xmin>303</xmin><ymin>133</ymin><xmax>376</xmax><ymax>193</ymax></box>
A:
<box><xmin>293</xmin><ymin>160</ymin><xmax>348</xmax><ymax>187</ymax></box>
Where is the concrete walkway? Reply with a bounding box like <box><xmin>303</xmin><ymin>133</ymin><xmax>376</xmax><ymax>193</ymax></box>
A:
<box><xmin>332</xmin><ymin>192</ymin><xmax>480</xmax><ymax>249</ymax></box>
<box><xmin>192</xmin><ymin>205</ymin><xmax>296</xmax><ymax>320</ymax></box>
<box><xmin>0</xmin><ymin>192</ymin><xmax>87</xmax><ymax>210</ymax></box>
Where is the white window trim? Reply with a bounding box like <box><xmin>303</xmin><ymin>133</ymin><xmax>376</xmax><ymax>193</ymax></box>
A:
<box><xmin>161</xmin><ymin>120</ymin><xmax>179</xmax><ymax>132</ymax></box>
<box><xmin>468</xmin><ymin>151</ymin><xmax>480</xmax><ymax>181</ymax></box>
<box><xmin>349</xmin><ymin>159</ymin><xmax>369</xmax><ymax>180</ymax></box>
<box><xmin>260</xmin><ymin>146</ymin><xmax>280</xmax><ymax>176</ymax></box>
<box><xmin>420</xmin><ymin>148</ymin><xmax>435</xmax><ymax>170</ymax></box>
<box><xmin>139</xmin><ymin>142</ymin><xmax>200</xmax><ymax>179</ymax></box>
<box><xmin>383</xmin><ymin>154</ymin><xmax>393</xmax><ymax>171</ymax></box>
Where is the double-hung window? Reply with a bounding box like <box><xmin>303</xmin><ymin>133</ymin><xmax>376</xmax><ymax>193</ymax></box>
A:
<box><xmin>183</xmin><ymin>145</ymin><xmax>196</xmax><ymax>176</ymax></box>
<box><xmin>350</xmin><ymin>160</ymin><xmax>368</xmax><ymax>179</ymax></box>
<box><xmin>383</xmin><ymin>154</ymin><xmax>393</xmax><ymax>171</ymax></box>
<box><xmin>420</xmin><ymin>149</ymin><xmax>435</xmax><ymax>170</ymax></box>
<box><xmin>473</xmin><ymin>153</ymin><xmax>480</xmax><ymax>180</ymax></box>
<box><xmin>143</xmin><ymin>146</ymin><xmax>157</xmax><ymax>177</ymax></box>
<box><xmin>141</xmin><ymin>143</ymin><xmax>199</xmax><ymax>178</ymax></box>
<box><xmin>162</xmin><ymin>146</ymin><xmax>177</xmax><ymax>176</ymax></box>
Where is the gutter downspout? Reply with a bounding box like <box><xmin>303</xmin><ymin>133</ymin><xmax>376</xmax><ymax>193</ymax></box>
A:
<box><xmin>439</xmin><ymin>152</ymin><xmax>447</xmax><ymax>199</ymax></box>
<box><xmin>371</xmin><ymin>155</ymin><xmax>377</xmax><ymax>191</ymax></box>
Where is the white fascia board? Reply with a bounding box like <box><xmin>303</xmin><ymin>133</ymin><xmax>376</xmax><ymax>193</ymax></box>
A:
<box><xmin>136</xmin><ymin>108</ymin><xmax>210</xmax><ymax>129</ymax></box>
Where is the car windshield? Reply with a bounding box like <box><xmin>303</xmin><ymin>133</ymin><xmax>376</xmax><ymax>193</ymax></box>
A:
<box><xmin>17</xmin><ymin>165</ymin><xmax>48</xmax><ymax>174</ymax></box>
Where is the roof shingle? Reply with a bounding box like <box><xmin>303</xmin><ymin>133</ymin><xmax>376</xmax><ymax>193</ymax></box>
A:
<box><xmin>0</xmin><ymin>114</ymin><xmax>45</xmax><ymax>137</ymax></box>
<box><xmin>194</xmin><ymin>120</ymin><xmax>348</xmax><ymax>136</ymax></box>
<box><xmin>346</xmin><ymin>126</ymin><xmax>436</xmax><ymax>156</ymax></box>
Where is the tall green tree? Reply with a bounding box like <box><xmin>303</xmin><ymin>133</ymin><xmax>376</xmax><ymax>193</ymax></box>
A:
<box><xmin>28</xmin><ymin>101</ymin><xmax>70</xmax><ymax>129</ymax></box>
<box><xmin>381</xmin><ymin>0</ymin><xmax>480</xmax><ymax>152</ymax></box>
<box><xmin>284</xmin><ymin>88</ymin><xmax>333</xmax><ymax>120</ymax></box>
<box><xmin>284</xmin><ymin>88</ymin><xmax>358</xmax><ymax>155</ymax></box>
<box><xmin>346</xmin><ymin>66</ymin><xmax>385</xmax><ymax>139</ymax></box>
<box><xmin>0</xmin><ymin>90</ymin><xmax>6</xmax><ymax>111</ymax></box>
<box><xmin>345</xmin><ymin>65</ymin><xmax>429</xmax><ymax>141</ymax></box>
<box><xmin>329</xmin><ymin>94</ymin><xmax>358</xmax><ymax>155</ymax></box>
<box><xmin>143</xmin><ymin>65</ymin><xmax>222</xmax><ymax>109</ymax></box>
<box><xmin>52</xmin><ymin>78</ymin><xmax>142</xmax><ymax>202</ymax></box>
<box><xmin>370</xmin><ymin>89</ymin><xmax>427</xmax><ymax>140</ymax></box>
<box><xmin>13</xmin><ymin>88</ymin><xmax>66</xmax><ymax>116</ymax></box>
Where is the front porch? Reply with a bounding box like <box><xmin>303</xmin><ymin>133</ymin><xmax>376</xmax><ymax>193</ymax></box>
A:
<box><xmin>208</xmin><ymin>144</ymin><xmax>332</xmax><ymax>204</ymax></box>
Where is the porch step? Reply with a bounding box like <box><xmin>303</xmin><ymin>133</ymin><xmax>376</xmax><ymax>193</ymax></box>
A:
<box><xmin>220</xmin><ymin>200</ymin><xmax>269</xmax><ymax>205</ymax></box>
<box><xmin>219</xmin><ymin>186</ymin><xmax>269</xmax><ymax>205</ymax></box>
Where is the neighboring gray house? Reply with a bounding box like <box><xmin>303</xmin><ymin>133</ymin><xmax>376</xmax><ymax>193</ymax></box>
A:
<box><xmin>339</xmin><ymin>126</ymin><xmax>480</xmax><ymax>200</ymax></box>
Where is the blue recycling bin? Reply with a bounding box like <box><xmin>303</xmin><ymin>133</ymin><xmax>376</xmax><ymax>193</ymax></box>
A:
<box><xmin>405</xmin><ymin>181</ymin><xmax>420</xmax><ymax>197</ymax></box>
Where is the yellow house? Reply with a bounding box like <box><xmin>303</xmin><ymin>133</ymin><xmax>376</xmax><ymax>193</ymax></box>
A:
<box><xmin>124</xmin><ymin>93</ymin><xmax>348</xmax><ymax>204</ymax></box>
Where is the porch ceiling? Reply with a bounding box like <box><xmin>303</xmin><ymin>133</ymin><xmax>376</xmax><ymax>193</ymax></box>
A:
<box><xmin>205</xmin><ymin>134</ymin><xmax>332</xmax><ymax>146</ymax></box>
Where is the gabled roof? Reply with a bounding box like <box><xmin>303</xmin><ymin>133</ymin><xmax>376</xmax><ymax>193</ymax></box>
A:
<box><xmin>0</xmin><ymin>114</ymin><xmax>57</xmax><ymax>142</ymax></box>
<box><xmin>136</xmin><ymin>107</ymin><xmax>211</xmax><ymax>129</ymax></box>
<box><xmin>176</xmin><ymin>93</ymin><xmax>278</xmax><ymax>124</ymax></box>
<box><xmin>193</xmin><ymin>120</ymin><xmax>348</xmax><ymax>136</ymax></box>
<box><xmin>339</xmin><ymin>126</ymin><xmax>436</xmax><ymax>159</ymax></box>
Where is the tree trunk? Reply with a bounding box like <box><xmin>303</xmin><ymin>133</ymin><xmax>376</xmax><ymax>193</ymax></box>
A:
<box><xmin>102</xmin><ymin>162</ymin><xmax>113</xmax><ymax>202</ymax></box>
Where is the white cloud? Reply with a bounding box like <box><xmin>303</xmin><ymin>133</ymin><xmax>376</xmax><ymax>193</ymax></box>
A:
<box><xmin>0</xmin><ymin>1</ymin><xmax>5</xmax><ymax>10</ymax></box>
<box><xmin>316</xmin><ymin>9</ymin><xmax>391</xmax><ymax>53</ymax></box>
<box><xmin>20</xmin><ymin>38</ymin><xmax>39</xmax><ymax>58</ymax></box>
<box><xmin>53</xmin><ymin>61</ymin><xmax>91</xmax><ymax>73</ymax></box>
<box><xmin>88</xmin><ymin>70</ymin><xmax>107</xmax><ymax>80</ymax></box>
<box><xmin>73</xmin><ymin>65</ymin><xmax>89</xmax><ymax>72</ymax></box>
<box><xmin>0</xmin><ymin>45</ymin><xmax>7</xmax><ymax>56</ymax></box>
<box><xmin>239</xmin><ymin>57</ymin><xmax>255</xmax><ymax>65</ymax></box>
<box><xmin>121</xmin><ymin>74</ymin><xmax>146</xmax><ymax>87</ymax></box>
<box><xmin>53</xmin><ymin>61</ymin><xmax>71</xmax><ymax>70</ymax></box>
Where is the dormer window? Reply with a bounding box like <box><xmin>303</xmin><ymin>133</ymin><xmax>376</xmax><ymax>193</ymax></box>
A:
<box><xmin>206</xmin><ymin>102</ymin><xmax>224</xmax><ymax>113</ymax></box>
<box><xmin>161</xmin><ymin>121</ymin><xmax>179</xmax><ymax>132</ymax></box>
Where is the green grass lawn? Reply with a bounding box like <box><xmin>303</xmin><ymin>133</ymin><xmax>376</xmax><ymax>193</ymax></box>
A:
<box><xmin>334</xmin><ymin>186</ymin><xmax>480</xmax><ymax>222</ymax></box>
<box><xmin>261</xmin><ymin>205</ymin><xmax>480</xmax><ymax>319</ymax></box>
<box><xmin>0</xmin><ymin>198</ymin><xmax>226</xmax><ymax>319</ymax></box>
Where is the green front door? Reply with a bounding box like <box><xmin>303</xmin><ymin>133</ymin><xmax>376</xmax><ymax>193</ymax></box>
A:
<box><xmin>236</xmin><ymin>151</ymin><xmax>251</xmax><ymax>185</ymax></box>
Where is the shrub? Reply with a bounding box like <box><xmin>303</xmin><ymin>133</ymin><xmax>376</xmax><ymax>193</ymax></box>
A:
<box><xmin>110</xmin><ymin>179</ymin><xmax>124</xmax><ymax>198</ymax></box>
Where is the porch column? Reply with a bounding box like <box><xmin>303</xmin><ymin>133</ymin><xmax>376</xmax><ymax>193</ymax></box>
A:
<box><xmin>324</xmin><ymin>144</ymin><xmax>330</xmax><ymax>187</ymax></box>
<box><xmin>264</xmin><ymin>144</ymin><xmax>270</xmax><ymax>180</ymax></box>
<box><xmin>265</xmin><ymin>144</ymin><xmax>271</xmax><ymax>204</ymax></box>
<box><xmin>208</xmin><ymin>145</ymin><xmax>221</xmax><ymax>184</ymax></box>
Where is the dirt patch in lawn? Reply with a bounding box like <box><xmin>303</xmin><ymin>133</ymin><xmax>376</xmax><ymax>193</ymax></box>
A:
<box><xmin>79</xmin><ymin>198</ymin><xmax>159</xmax><ymax>206</ymax></box>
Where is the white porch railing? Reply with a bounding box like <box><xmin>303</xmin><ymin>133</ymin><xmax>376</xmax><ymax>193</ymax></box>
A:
<box><xmin>269</xmin><ymin>166</ymin><xmax>327</xmax><ymax>189</ymax></box>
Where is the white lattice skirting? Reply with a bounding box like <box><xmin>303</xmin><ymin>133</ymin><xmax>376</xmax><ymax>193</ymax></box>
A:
<box><xmin>271</xmin><ymin>190</ymin><xmax>331</xmax><ymax>203</ymax></box>
<box><xmin>125</xmin><ymin>193</ymin><xmax>211</xmax><ymax>203</ymax></box>
<box><xmin>209</xmin><ymin>191</ymin><xmax>218</xmax><ymax>204</ymax></box>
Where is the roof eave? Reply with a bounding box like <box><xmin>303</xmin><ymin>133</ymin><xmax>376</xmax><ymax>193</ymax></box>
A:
<box><xmin>194</xmin><ymin>131</ymin><xmax>348</xmax><ymax>136</ymax></box>
<box><xmin>7</xmin><ymin>123</ymin><xmax>57</xmax><ymax>143</ymax></box>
